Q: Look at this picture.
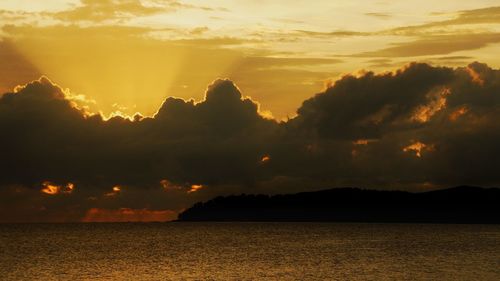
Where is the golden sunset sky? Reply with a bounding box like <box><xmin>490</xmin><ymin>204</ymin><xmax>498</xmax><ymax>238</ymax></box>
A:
<box><xmin>2</xmin><ymin>0</ymin><xmax>500</xmax><ymax>119</ymax></box>
<box><xmin>2</xmin><ymin>1</ymin><xmax>500</xmax><ymax>222</ymax></box>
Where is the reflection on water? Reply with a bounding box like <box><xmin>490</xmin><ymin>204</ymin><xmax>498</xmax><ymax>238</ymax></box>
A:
<box><xmin>1</xmin><ymin>223</ymin><xmax>499</xmax><ymax>280</ymax></box>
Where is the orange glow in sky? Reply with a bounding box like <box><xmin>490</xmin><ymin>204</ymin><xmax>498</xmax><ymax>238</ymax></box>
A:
<box><xmin>41</xmin><ymin>182</ymin><xmax>59</xmax><ymax>195</ymax></box>
<box><xmin>82</xmin><ymin>208</ymin><xmax>177</xmax><ymax>222</ymax></box>
<box><xmin>41</xmin><ymin>181</ymin><xmax>75</xmax><ymax>195</ymax></box>
<box><xmin>188</xmin><ymin>185</ymin><xmax>204</xmax><ymax>194</ymax></box>
<box><xmin>260</xmin><ymin>155</ymin><xmax>271</xmax><ymax>163</ymax></box>
<box><xmin>403</xmin><ymin>142</ymin><xmax>432</xmax><ymax>158</ymax></box>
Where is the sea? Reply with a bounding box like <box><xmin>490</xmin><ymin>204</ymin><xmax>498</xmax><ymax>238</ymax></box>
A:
<box><xmin>0</xmin><ymin>223</ymin><xmax>499</xmax><ymax>280</ymax></box>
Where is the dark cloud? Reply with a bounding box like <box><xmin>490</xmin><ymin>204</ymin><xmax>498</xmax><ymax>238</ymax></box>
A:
<box><xmin>1</xmin><ymin>62</ymin><xmax>500</xmax><ymax>222</ymax></box>
<box><xmin>277</xmin><ymin>62</ymin><xmax>500</xmax><ymax>188</ymax></box>
<box><xmin>0</xmin><ymin>77</ymin><xmax>279</xmax><ymax>221</ymax></box>
<box><xmin>0</xmin><ymin>77</ymin><xmax>276</xmax><ymax>187</ymax></box>
<box><xmin>291</xmin><ymin>63</ymin><xmax>455</xmax><ymax>139</ymax></box>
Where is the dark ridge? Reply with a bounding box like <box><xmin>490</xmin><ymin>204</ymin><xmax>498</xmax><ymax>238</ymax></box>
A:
<box><xmin>177</xmin><ymin>186</ymin><xmax>500</xmax><ymax>223</ymax></box>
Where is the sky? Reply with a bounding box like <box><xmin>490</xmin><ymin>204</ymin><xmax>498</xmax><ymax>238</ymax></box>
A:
<box><xmin>1</xmin><ymin>0</ymin><xmax>500</xmax><ymax>222</ymax></box>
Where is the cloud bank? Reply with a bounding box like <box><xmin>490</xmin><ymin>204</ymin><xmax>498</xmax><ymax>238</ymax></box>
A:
<box><xmin>1</xmin><ymin>62</ymin><xmax>500</xmax><ymax>221</ymax></box>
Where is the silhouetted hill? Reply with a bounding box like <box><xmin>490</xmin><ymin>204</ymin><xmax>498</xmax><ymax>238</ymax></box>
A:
<box><xmin>177</xmin><ymin>186</ymin><xmax>500</xmax><ymax>223</ymax></box>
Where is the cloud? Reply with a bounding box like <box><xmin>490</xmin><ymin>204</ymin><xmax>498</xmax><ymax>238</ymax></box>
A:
<box><xmin>53</xmin><ymin>0</ymin><xmax>165</xmax><ymax>22</ymax></box>
<box><xmin>0</xmin><ymin>77</ymin><xmax>278</xmax><ymax>221</ymax></box>
<box><xmin>0</xmin><ymin>77</ymin><xmax>277</xmax><ymax>189</ymax></box>
<box><xmin>291</xmin><ymin>6</ymin><xmax>500</xmax><ymax>41</ymax></box>
<box><xmin>294</xmin><ymin>30</ymin><xmax>370</xmax><ymax>37</ymax></box>
<box><xmin>352</xmin><ymin>6</ymin><xmax>500</xmax><ymax>58</ymax></box>
<box><xmin>357</xmin><ymin>33</ymin><xmax>500</xmax><ymax>57</ymax></box>
<box><xmin>288</xmin><ymin>6</ymin><xmax>500</xmax><ymax>59</ymax></box>
<box><xmin>1</xmin><ymin>62</ymin><xmax>500</xmax><ymax>222</ymax></box>
<box><xmin>232</xmin><ymin>56</ymin><xmax>342</xmax><ymax>69</ymax></box>
<box><xmin>168</xmin><ymin>37</ymin><xmax>262</xmax><ymax>47</ymax></box>
<box><xmin>364</xmin><ymin>13</ymin><xmax>391</xmax><ymax>19</ymax></box>
<box><xmin>291</xmin><ymin>63</ymin><xmax>455</xmax><ymax>139</ymax></box>
<box><xmin>1</xmin><ymin>24</ymin><xmax>153</xmax><ymax>40</ymax></box>
<box><xmin>278</xmin><ymin>61</ymin><xmax>500</xmax><ymax>187</ymax></box>
<box><xmin>0</xmin><ymin>0</ymin><xmax>223</xmax><ymax>26</ymax></box>
<box><xmin>388</xmin><ymin>6</ymin><xmax>500</xmax><ymax>36</ymax></box>
<box><xmin>50</xmin><ymin>0</ymin><xmax>217</xmax><ymax>23</ymax></box>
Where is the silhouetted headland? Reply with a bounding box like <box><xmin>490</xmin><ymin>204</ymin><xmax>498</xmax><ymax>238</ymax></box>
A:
<box><xmin>177</xmin><ymin>186</ymin><xmax>500</xmax><ymax>223</ymax></box>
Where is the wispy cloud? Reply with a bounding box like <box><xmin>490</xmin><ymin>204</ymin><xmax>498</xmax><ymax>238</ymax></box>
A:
<box><xmin>356</xmin><ymin>33</ymin><xmax>500</xmax><ymax>57</ymax></box>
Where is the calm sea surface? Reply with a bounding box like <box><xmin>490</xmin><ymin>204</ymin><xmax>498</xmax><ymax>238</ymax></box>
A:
<box><xmin>0</xmin><ymin>223</ymin><xmax>499</xmax><ymax>280</ymax></box>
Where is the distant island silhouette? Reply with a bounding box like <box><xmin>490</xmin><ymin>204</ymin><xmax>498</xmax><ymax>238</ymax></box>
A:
<box><xmin>177</xmin><ymin>186</ymin><xmax>500</xmax><ymax>224</ymax></box>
